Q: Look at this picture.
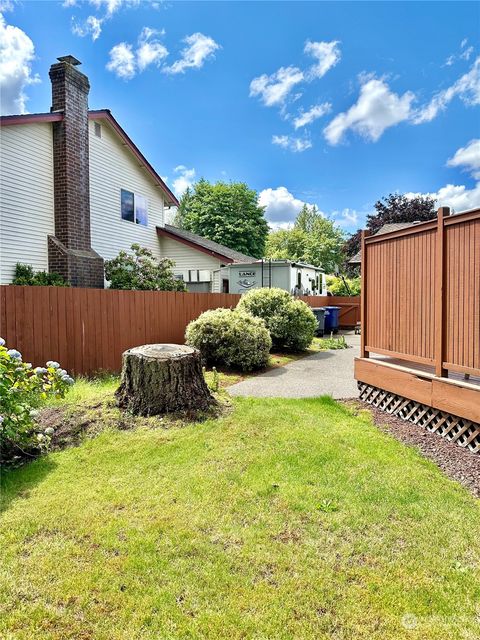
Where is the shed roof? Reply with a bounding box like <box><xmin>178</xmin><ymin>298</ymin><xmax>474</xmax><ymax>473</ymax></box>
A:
<box><xmin>158</xmin><ymin>225</ymin><xmax>256</xmax><ymax>264</ymax></box>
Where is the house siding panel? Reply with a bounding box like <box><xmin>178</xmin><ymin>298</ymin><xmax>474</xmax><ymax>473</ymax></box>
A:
<box><xmin>88</xmin><ymin>119</ymin><xmax>166</xmax><ymax>262</ymax></box>
<box><xmin>0</xmin><ymin>123</ymin><xmax>55</xmax><ymax>283</ymax></box>
<box><xmin>159</xmin><ymin>237</ymin><xmax>224</xmax><ymax>292</ymax></box>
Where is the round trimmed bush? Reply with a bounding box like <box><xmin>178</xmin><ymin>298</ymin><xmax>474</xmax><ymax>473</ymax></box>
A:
<box><xmin>185</xmin><ymin>308</ymin><xmax>272</xmax><ymax>372</ymax></box>
<box><xmin>237</xmin><ymin>288</ymin><xmax>317</xmax><ymax>351</ymax></box>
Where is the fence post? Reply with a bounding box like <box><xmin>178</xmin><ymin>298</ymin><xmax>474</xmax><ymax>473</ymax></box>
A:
<box><xmin>435</xmin><ymin>206</ymin><xmax>450</xmax><ymax>377</ymax></box>
<box><xmin>360</xmin><ymin>230</ymin><xmax>371</xmax><ymax>358</ymax></box>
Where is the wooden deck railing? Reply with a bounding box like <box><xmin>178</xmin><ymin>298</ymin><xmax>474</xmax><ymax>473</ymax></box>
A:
<box><xmin>0</xmin><ymin>287</ymin><xmax>359</xmax><ymax>375</ymax></box>
<box><xmin>361</xmin><ymin>206</ymin><xmax>480</xmax><ymax>379</ymax></box>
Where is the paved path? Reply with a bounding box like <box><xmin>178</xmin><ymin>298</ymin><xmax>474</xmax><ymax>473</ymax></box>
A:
<box><xmin>228</xmin><ymin>332</ymin><xmax>360</xmax><ymax>399</ymax></box>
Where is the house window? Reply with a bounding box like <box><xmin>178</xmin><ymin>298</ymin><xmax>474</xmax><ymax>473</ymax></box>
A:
<box><xmin>121</xmin><ymin>189</ymin><xmax>148</xmax><ymax>226</ymax></box>
<box><xmin>94</xmin><ymin>122</ymin><xmax>102</xmax><ymax>138</ymax></box>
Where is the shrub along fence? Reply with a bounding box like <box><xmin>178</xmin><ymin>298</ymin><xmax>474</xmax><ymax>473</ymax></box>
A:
<box><xmin>0</xmin><ymin>286</ymin><xmax>359</xmax><ymax>375</ymax></box>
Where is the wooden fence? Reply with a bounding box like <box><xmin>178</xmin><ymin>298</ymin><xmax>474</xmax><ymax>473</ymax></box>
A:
<box><xmin>0</xmin><ymin>287</ymin><xmax>359</xmax><ymax>375</ymax></box>
<box><xmin>361</xmin><ymin>206</ymin><xmax>480</xmax><ymax>378</ymax></box>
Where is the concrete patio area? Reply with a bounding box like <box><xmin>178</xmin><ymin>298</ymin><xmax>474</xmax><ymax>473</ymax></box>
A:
<box><xmin>228</xmin><ymin>331</ymin><xmax>360</xmax><ymax>399</ymax></box>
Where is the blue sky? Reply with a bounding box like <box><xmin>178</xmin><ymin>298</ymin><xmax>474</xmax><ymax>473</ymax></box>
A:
<box><xmin>1</xmin><ymin>0</ymin><xmax>479</xmax><ymax>232</ymax></box>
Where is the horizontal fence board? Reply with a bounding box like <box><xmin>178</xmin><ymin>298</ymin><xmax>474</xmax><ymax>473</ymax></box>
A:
<box><xmin>0</xmin><ymin>287</ymin><xmax>359</xmax><ymax>375</ymax></box>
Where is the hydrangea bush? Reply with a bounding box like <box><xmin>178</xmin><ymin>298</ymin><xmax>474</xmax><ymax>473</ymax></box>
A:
<box><xmin>237</xmin><ymin>288</ymin><xmax>317</xmax><ymax>351</ymax></box>
<box><xmin>186</xmin><ymin>308</ymin><xmax>272</xmax><ymax>372</ymax></box>
<box><xmin>0</xmin><ymin>338</ymin><xmax>73</xmax><ymax>464</ymax></box>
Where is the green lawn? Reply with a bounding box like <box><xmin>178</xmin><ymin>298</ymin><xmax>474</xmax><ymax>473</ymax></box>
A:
<box><xmin>1</xmin><ymin>384</ymin><xmax>479</xmax><ymax>639</ymax></box>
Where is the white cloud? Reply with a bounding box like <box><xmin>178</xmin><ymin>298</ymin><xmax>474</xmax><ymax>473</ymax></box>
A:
<box><xmin>293</xmin><ymin>102</ymin><xmax>331</xmax><ymax>129</ymax></box>
<box><xmin>106</xmin><ymin>42</ymin><xmax>136</xmax><ymax>79</ymax></box>
<box><xmin>107</xmin><ymin>27</ymin><xmax>168</xmax><ymax>79</ymax></box>
<box><xmin>249</xmin><ymin>66</ymin><xmax>304</xmax><ymax>107</ymax></box>
<box><xmin>72</xmin><ymin>15</ymin><xmax>103</xmax><ymax>41</ymax></box>
<box><xmin>324</xmin><ymin>76</ymin><xmax>414</xmax><ymax>144</ymax></box>
<box><xmin>258</xmin><ymin>186</ymin><xmax>315</xmax><ymax>224</ymax></box>
<box><xmin>272</xmin><ymin>134</ymin><xmax>312</xmax><ymax>153</ymax></box>
<box><xmin>137</xmin><ymin>27</ymin><xmax>168</xmax><ymax>71</ymax></box>
<box><xmin>304</xmin><ymin>40</ymin><xmax>341</xmax><ymax>80</ymax></box>
<box><xmin>172</xmin><ymin>165</ymin><xmax>196</xmax><ymax>196</ymax></box>
<box><xmin>163</xmin><ymin>32</ymin><xmax>220</xmax><ymax>75</ymax></box>
<box><xmin>332</xmin><ymin>208</ymin><xmax>359</xmax><ymax>227</ymax></box>
<box><xmin>0</xmin><ymin>13</ymin><xmax>38</xmax><ymax>115</ymax></box>
<box><xmin>413</xmin><ymin>56</ymin><xmax>480</xmax><ymax>123</ymax></box>
<box><xmin>406</xmin><ymin>183</ymin><xmax>480</xmax><ymax>213</ymax></box>
<box><xmin>89</xmin><ymin>0</ymin><xmax>140</xmax><ymax>16</ymax></box>
<box><xmin>461</xmin><ymin>46</ymin><xmax>474</xmax><ymax>62</ymax></box>
<box><xmin>447</xmin><ymin>139</ymin><xmax>480</xmax><ymax>179</ymax></box>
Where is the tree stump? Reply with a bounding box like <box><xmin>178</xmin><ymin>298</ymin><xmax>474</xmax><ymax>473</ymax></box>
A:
<box><xmin>116</xmin><ymin>344</ymin><xmax>215</xmax><ymax>416</ymax></box>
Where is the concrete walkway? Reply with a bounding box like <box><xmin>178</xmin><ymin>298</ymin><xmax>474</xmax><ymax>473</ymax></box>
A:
<box><xmin>228</xmin><ymin>332</ymin><xmax>360</xmax><ymax>399</ymax></box>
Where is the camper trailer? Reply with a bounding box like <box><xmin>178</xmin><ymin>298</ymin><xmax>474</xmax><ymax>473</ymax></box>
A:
<box><xmin>224</xmin><ymin>260</ymin><xmax>326</xmax><ymax>295</ymax></box>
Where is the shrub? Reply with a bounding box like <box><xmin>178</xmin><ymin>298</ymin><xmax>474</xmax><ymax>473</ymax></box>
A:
<box><xmin>13</xmin><ymin>263</ymin><xmax>69</xmax><ymax>287</ymax></box>
<box><xmin>237</xmin><ymin>288</ymin><xmax>317</xmax><ymax>351</ymax></box>
<box><xmin>105</xmin><ymin>244</ymin><xmax>187</xmax><ymax>291</ymax></box>
<box><xmin>326</xmin><ymin>275</ymin><xmax>361</xmax><ymax>296</ymax></box>
<box><xmin>186</xmin><ymin>308</ymin><xmax>271</xmax><ymax>372</ymax></box>
<box><xmin>0</xmin><ymin>338</ymin><xmax>73</xmax><ymax>464</ymax></box>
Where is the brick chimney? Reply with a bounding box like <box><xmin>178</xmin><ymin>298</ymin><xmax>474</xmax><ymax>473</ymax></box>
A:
<box><xmin>48</xmin><ymin>55</ymin><xmax>104</xmax><ymax>288</ymax></box>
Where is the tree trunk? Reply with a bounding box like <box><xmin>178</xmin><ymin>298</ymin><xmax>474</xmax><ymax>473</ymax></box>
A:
<box><xmin>116</xmin><ymin>344</ymin><xmax>215</xmax><ymax>416</ymax></box>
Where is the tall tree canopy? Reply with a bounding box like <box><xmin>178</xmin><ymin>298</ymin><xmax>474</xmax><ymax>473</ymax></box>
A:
<box><xmin>175</xmin><ymin>180</ymin><xmax>269</xmax><ymax>259</ymax></box>
<box><xmin>343</xmin><ymin>193</ymin><xmax>437</xmax><ymax>271</ymax></box>
<box><xmin>265</xmin><ymin>205</ymin><xmax>346</xmax><ymax>274</ymax></box>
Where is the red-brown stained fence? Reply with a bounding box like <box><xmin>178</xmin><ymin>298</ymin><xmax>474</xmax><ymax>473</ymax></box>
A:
<box><xmin>361</xmin><ymin>207</ymin><xmax>480</xmax><ymax>378</ymax></box>
<box><xmin>0</xmin><ymin>287</ymin><xmax>359</xmax><ymax>375</ymax></box>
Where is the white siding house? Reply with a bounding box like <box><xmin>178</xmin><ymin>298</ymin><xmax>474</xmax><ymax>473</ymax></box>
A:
<box><xmin>0</xmin><ymin>122</ymin><xmax>55</xmax><ymax>283</ymax></box>
<box><xmin>0</xmin><ymin>55</ymin><xmax>255</xmax><ymax>289</ymax></box>
<box><xmin>89</xmin><ymin>118</ymin><xmax>166</xmax><ymax>262</ymax></box>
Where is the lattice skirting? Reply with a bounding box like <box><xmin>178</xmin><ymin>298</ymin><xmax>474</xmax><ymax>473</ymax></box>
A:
<box><xmin>358</xmin><ymin>383</ymin><xmax>480</xmax><ymax>454</ymax></box>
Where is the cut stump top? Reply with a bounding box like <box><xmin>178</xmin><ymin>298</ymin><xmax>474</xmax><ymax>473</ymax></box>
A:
<box><xmin>124</xmin><ymin>344</ymin><xmax>198</xmax><ymax>361</ymax></box>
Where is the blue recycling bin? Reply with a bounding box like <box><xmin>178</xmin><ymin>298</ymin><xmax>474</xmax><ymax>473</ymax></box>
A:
<box><xmin>323</xmin><ymin>306</ymin><xmax>340</xmax><ymax>334</ymax></box>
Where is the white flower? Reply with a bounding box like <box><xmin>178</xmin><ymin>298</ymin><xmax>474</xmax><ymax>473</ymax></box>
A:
<box><xmin>30</xmin><ymin>409</ymin><xmax>39</xmax><ymax>418</ymax></box>
<box><xmin>0</xmin><ymin>415</ymin><xmax>4</xmax><ymax>424</ymax></box>
<box><xmin>34</xmin><ymin>367</ymin><xmax>48</xmax><ymax>376</ymax></box>
<box><xmin>0</xmin><ymin>337</ymin><xmax>5</xmax><ymax>347</ymax></box>
<box><xmin>46</xmin><ymin>361</ymin><xmax>60</xmax><ymax>369</ymax></box>
<box><xmin>36</xmin><ymin>433</ymin><xmax>45</xmax><ymax>441</ymax></box>
<box><xmin>7</xmin><ymin>349</ymin><xmax>22</xmax><ymax>360</ymax></box>
<box><xmin>44</xmin><ymin>427</ymin><xmax>54</xmax><ymax>436</ymax></box>
<box><xmin>62</xmin><ymin>375</ymin><xmax>74</xmax><ymax>385</ymax></box>
<box><xmin>57</xmin><ymin>369</ymin><xmax>67</xmax><ymax>377</ymax></box>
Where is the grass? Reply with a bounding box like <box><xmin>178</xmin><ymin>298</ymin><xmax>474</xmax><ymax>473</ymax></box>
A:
<box><xmin>1</xmin><ymin>385</ymin><xmax>479</xmax><ymax>639</ymax></box>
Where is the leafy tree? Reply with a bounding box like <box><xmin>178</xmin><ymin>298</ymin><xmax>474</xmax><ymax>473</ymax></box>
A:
<box><xmin>326</xmin><ymin>275</ymin><xmax>361</xmax><ymax>296</ymax></box>
<box><xmin>105</xmin><ymin>244</ymin><xmax>186</xmax><ymax>291</ymax></box>
<box><xmin>265</xmin><ymin>205</ymin><xmax>346</xmax><ymax>273</ymax></box>
<box><xmin>175</xmin><ymin>179</ymin><xmax>269</xmax><ymax>258</ymax></box>
<box><xmin>343</xmin><ymin>193</ymin><xmax>437</xmax><ymax>271</ymax></box>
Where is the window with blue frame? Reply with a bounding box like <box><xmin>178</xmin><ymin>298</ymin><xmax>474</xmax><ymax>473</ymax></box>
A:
<box><xmin>121</xmin><ymin>189</ymin><xmax>148</xmax><ymax>226</ymax></box>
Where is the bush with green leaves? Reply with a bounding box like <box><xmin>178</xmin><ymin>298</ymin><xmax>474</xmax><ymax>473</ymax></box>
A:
<box><xmin>105</xmin><ymin>244</ymin><xmax>187</xmax><ymax>291</ymax></box>
<box><xmin>326</xmin><ymin>275</ymin><xmax>361</xmax><ymax>296</ymax></box>
<box><xmin>13</xmin><ymin>263</ymin><xmax>69</xmax><ymax>287</ymax></box>
<box><xmin>0</xmin><ymin>338</ymin><xmax>73</xmax><ymax>464</ymax></box>
<box><xmin>237</xmin><ymin>288</ymin><xmax>317</xmax><ymax>351</ymax></box>
<box><xmin>186</xmin><ymin>308</ymin><xmax>271</xmax><ymax>372</ymax></box>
